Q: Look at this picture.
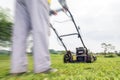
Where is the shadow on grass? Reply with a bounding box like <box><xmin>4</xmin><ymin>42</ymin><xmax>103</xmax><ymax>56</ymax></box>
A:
<box><xmin>0</xmin><ymin>71</ymin><xmax>34</xmax><ymax>80</ymax></box>
<box><xmin>84</xmin><ymin>67</ymin><xmax>94</xmax><ymax>70</ymax></box>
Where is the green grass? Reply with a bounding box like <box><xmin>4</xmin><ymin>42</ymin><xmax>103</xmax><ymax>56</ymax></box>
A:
<box><xmin>0</xmin><ymin>54</ymin><xmax>120</xmax><ymax>80</ymax></box>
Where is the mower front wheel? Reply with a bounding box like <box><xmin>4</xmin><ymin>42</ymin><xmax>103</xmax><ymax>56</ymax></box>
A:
<box><xmin>64</xmin><ymin>53</ymin><xmax>73</xmax><ymax>63</ymax></box>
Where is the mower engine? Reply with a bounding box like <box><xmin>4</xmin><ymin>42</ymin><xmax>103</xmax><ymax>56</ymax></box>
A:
<box><xmin>64</xmin><ymin>47</ymin><xmax>97</xmax><ymax>63</ymax></box>
<box><xmin>76</xmin><ymin>47</ymin><xmax>87</xmax><ymax>62</ymax></box>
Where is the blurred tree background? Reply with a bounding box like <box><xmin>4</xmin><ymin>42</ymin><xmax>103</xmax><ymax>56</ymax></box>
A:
<box><xmin>0</xmin><ymin>7</ymin><xmax>13</xmax><ymax>47</ymax></box>
<box><xmin>101</xmin><ymin>43</ymin><xmax>115</xmax><ymax>55</ymax></box>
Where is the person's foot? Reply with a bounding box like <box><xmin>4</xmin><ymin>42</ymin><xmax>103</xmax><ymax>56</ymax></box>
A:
<box><xmin>41</xmin><ymin>68</ymin><xmax>58</xmax><ymax>73</ymax></box>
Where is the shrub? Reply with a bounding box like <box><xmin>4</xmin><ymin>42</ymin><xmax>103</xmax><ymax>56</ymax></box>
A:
<box><xmin>104</xmin><ymin>54</ymin><xmax>117</xmax><ymax>58</ymax></box>
<box><xmin>116</xmin><ymin>53</ymin><xmax>120</xmax><ymax>56</ymax></box>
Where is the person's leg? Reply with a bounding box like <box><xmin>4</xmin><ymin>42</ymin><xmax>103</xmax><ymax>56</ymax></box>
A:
<box><xmin>25</xmin><ymin>0</ymin><xmax>51</xmax><ymax>73</ymax></box>
<box><xmin>11</xmin><ymin>0</ymin><xmax>31</xmax><ymax>73</ymax></box>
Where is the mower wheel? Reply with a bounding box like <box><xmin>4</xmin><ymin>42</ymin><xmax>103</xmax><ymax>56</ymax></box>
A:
<box><xmin>64</xmin><ymin>53</ymin><xmax>73</xmax><ymax>63</ymax></box>
<box><xmin>86</xmin><ymin>55</ymin><xmax>93</xmax><ymax>63</ymax></box>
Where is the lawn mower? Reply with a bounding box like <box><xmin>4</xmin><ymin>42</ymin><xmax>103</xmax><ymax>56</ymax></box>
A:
<box><xmin>50</xmin><ymin>2</ymin><xmax>97</xmax><ymax>63</ymax></box>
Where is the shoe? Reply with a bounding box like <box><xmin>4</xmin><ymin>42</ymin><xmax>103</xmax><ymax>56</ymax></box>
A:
<box><xmin>41</xmin><ymin>68</ymin><xmax>58</xmax><ymax>73</ymax></box>
<box><xmin>11</xmin><ymin>72</ymin><xmax>26</xmax><ymax>76</ymax></box>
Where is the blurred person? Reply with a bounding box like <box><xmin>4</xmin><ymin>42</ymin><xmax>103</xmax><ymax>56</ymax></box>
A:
<box><xmin>11</xmin><ymin>0</ymin><xmax>57</xmax><ymax>75</ymax></box>
<box><xmin>11</xmin><ymin>0</ymin><xmax>68</xmax><ymax>75</ymax></box>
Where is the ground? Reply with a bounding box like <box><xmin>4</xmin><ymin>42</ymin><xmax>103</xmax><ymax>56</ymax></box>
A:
<box><xmin>0</xmin><ymin>54</ymin><xmax>120</xmax><ymax>80</ymax></box>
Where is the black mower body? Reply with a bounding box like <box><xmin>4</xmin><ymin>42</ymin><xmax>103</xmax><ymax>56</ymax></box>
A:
<box><xmin>64</xmin><ymin>47</ymin><xmax>97</xmax><ymax>63</ymax></box>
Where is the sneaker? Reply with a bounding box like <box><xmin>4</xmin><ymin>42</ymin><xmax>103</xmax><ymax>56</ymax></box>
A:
<box><xmin>41</xmin><ymin>68</ymin><xmax>58</xmax><ymax>73</ymax></box>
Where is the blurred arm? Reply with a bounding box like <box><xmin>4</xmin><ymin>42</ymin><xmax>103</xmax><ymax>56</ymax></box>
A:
<box><xmin>58</xmin><ymin>0</ymin><xmax>68</xmax><ymax>10</ymax></box>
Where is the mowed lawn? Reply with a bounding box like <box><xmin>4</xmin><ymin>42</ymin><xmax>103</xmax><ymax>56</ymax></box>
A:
<box><xmin>0</xmin><ymin>54</ymin><xmax>120</xmax><ymax>80</ymax></box>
